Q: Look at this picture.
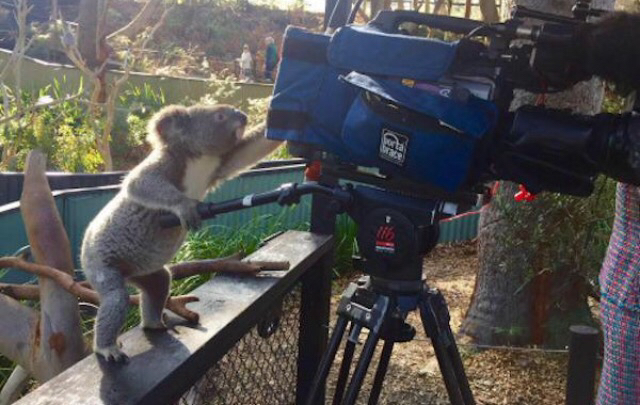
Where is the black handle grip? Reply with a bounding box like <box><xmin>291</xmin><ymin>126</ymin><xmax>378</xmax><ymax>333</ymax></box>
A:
<box><xmin>369</xmin><ymin>10</ymin><xmax>484</xmax><ymax>34</ymax></box>
<box><xmin>158</xmin><ymin>204</ymin><xmax>212</xmax><ymax>228</ymax></box>
<box><xmin>159</xmin><ymin>182</ymin><xmax>353</xmax><ymax>229</ymax></box>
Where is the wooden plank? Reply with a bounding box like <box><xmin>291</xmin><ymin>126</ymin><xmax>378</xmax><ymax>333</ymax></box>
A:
<box><xmin>17</xmin><ymin>230</ymin><xmax>332</xmax><ymax>405</ymax></box>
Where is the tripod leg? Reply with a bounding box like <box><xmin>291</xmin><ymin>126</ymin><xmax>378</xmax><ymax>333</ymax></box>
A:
<box><xmin>342</xmin><ymin>328</ymin><xmax>380</xmax><ymax>405</ymax></box>
<box><xmin>441</xmin><ymin>322</ymin><xmax>475</xmax><ymax>404</ymax></box>
<box><xmin>305</xmin><ymin>316</ymin><xmax>349</xmax><ymax>405</ymax></box>
<box><xmin>367</xmin><ymin>338</ymin><xmax>394</xmax><ymax>405</ymax></box>
<box><xmin>332</xmin><ymin>325</ymin><xmax>358</xmax><ymax>405</ymax></box>
<box><xmin>419</xmin><ymin>289</ymin><xmax>475</xmax><ymax>405</ymax></box>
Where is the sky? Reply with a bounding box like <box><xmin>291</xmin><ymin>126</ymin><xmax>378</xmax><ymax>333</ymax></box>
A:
<box><xmin>253</xmin><ymin>0</ymin><xmax>327</xmax><ymax>12</ymax></box>
<box><xmin>302</xmin><ymin>0</ymin><xmax>326</xmax><ymax>11</ymax></box>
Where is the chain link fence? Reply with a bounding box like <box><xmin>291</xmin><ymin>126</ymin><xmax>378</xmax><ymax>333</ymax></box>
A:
<box><xmin>180</xmin><ymin>286</ymin><xmax>301</xmax><ymax>405</ymax></box>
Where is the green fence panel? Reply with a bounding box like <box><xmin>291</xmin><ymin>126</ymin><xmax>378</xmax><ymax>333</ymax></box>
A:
<box><xmin>1</xmin><ymin>164</ymin><xmax>479</xmax><ymax>284</ymax></box>
<box><xmin>438</xmin><ymin>212</ymin><xmax>479</xmax><ymax>244</ymax></box>
<box><xmin>62</xmin><ymin>188</ymin><xmax>120</xmax><ymax>267</ymax></box>
<box><xmin>0</xmin><ymin>166</ymin><xmax>308</xmax><ymax>283</ymax></box>
<box><xmin>203</xmin><ymin>166</ymin><xmax>310</xmax><ymax>231</ymax></box>
<box><xmin>0</xmin><ymin>49</ymin><xmax>273</xmax><ymax>110</ymax></box>
<box><xmin>0</xmin><ymin>203</ymin><xmax>30</xmax><ymax>283</ymax></box>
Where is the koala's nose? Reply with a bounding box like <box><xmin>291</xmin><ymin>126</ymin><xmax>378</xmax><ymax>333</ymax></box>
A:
<box><xmin>234</xmin><ymin>109</ymin><xmax>248</xmax><ymax>126</ymax></box>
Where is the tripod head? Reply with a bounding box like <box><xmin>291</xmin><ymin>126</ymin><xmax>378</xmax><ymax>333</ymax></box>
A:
<box><xmin>346</xmin><ymin>185</ymin><xmax>449</xmax><ymax>293</ymax></box>
<box><xmin>159</xmin><ymin>178</ymin><xmax>455</xmax><ymax>293</ymax></box>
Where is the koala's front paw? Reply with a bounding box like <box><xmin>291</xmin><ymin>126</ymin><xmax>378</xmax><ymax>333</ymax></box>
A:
<box><xmin>177</xmin><ymin>198</ymin><xmax>202</xmax><ymax>231</ymax></box>
<box><xmin>95</xmin><ymin>344</ymin><xmax>129</xmax><ymax>363</ymax></box>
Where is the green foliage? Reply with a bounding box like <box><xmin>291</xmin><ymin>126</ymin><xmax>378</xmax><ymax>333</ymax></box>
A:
<box><xmin>0</xmin><ymin>356</ymin><xmax>14</xmax><ymax>395</ymax></box>
<box><xmin>0</xmin><ymin>80</ymin><xmax>169</xmax><ymax>172</ymax></box>
<box><xmin>195</xmin><ymin>77</ymin><xmax>241</xmax><ymax>105</ymax></box>
<box><xmin>333</xmin><ymin>215</ymin><xmax>358</xmax><ymax>278</ymax></box>
<box><xmin>0</xmin><ymin>78</ymin><xmax>104</xmax><ymax>172</ymax></box>
<box><xmin>493</xmin><ymin>90</ymin><xmax>626</xmax><ymax>303</ymax></box>
<box><xmin>602</xmin><ymin>89</ymin><xmax>629</xmax><ymax>114</ymax></box>
<box><xmin>0</xmin><ymin>75</ymin><xmax>283</xmax><ymax>173</ymax></box>
<box><xmin>111</xmin><ymin>83</ymin><xmax>168</xmax><ymax>168</ymax></box>
<box><xmin>137</xmin><ymin>3</ymin><xmax>321</xmax><ymax>78</ymax></box>
<box><xmin>246</xmin><ymin>96</ymin><xmax>269</xmax><ymax>127</ymax></box>
<box><xmin>495</xmin><ymin>177</ymin><xmax>616</xmax><ymax>298</ymax></box>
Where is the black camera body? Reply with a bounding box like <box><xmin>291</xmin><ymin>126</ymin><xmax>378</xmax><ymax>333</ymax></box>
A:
<box><xmin>266</xmin><ymin>2</ymin><xmax>640</xmax><ymax>202</ymax></box>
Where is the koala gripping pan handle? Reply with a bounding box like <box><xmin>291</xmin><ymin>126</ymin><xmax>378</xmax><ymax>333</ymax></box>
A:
<box><xmin>159</xmin><ymin>182</ymin><xmax>353</xmax><ymax>228</ymax></box>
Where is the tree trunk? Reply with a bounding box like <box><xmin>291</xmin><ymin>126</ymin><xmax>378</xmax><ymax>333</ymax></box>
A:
<box><xmin>77</xmin><ymin>0</ymin><xmax>100</xmax><ymax>70</ymax></box>
<box><xmin>462</xmin><ymin>184</ymin><xmax>598</xmax><ymax>346</ymax></box>
<box><xmin>461</xmin><ymin>0</ymin><xmax>614</xmax><ymax>347</ymax></box>
<box><xmin>77</xmin><ymin>0</ymin><xmax>114</xmax><ymax>170</ymax></box>
<box><xmin>478</xmin><ymin>0</ymin><xmax>499</xmax><ymax>22</ymax></box>
<box><xmin>20</xmin><ymin>151</ymin><xmax>86</xmax><ymax>381</ymax></box>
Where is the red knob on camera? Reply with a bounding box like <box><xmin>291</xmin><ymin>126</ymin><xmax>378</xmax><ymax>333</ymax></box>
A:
<box><xmin>305</xmin><ymin>161</ymin><xmax>322</xmax><ymax>181</ymax></box>
<box><xmin>514</xmin><ymin>184</ymin><xmax>536</xmax><ymax>202</ymax></box>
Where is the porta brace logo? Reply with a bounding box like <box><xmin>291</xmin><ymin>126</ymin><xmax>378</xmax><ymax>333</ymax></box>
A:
<box><xmin>379</xmin><ymin>128</ymin><xmax>409</xmax><ymax>166</ymax></box>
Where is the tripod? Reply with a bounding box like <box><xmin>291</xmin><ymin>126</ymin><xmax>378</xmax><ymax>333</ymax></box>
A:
<box><xmin>157</xmin><ymin>180</ymin><xmax>475</xmax><ymax>405</ymax></box>
<box><xmin>304</xmin><ymin>275</ymin><xmax>475</xmax><ymax>405</ymax></box>
<box><xmin>303</xmin><ymin>185</ymin><xmax>476</xmax><ymax>405</ymax></box>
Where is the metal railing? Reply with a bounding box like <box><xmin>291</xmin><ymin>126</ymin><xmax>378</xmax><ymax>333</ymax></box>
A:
<box><xmin>16</xmin><ymin>230</ymin><xmax>334</xmax><ymax>405</ymax></box>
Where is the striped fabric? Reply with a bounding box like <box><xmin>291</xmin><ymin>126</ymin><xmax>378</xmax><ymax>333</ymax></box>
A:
<box><xmin>597</xmin><ymin>183</ymin><xmax>640</xmax><ymax>404</ymax></box>
<box><xmin>597</xmin><ymin>299</ymin><xmax>640</xmax><ymax>404</ymax></box>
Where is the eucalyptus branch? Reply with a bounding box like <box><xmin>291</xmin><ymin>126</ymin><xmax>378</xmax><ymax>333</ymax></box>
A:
<box><xmin>0</xmin><ymin>256</ymin><xmax>290</xmax><ymax>323</ymax></box>
<box><xmin>0</xmin><ymin>257</ymin><xmax>198</xmax><ymax>322</ymax></box>
<box><xmin>107</xmin><ymin>0</ymin><xmax>164</xmax><ymax>41</ymax></box>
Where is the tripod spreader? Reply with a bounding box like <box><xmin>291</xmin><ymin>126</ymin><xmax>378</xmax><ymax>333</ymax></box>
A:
<box><xmin>158</xmin><ymin>182</ymin><xmax>353</xmax><ymax>228</ymax></box>
<box><xmin>305</xmin><ymin>276</ymin><xmax>475</xmax><ymax>405</ymax></box>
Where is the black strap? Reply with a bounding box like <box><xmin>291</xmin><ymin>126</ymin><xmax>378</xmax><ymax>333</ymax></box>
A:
<box><xmin>267</xmin><ymin>109</ymin><xmax>310</xmax><ymax>131</ymax></box>
<box><xmin>363</xmin><ymin>92</ymin><xmax>474</xmax><ymax>141</ymax></box>
<box><xmin>282</xmin><ymin>36</ymin><xmax>328</xmax><ymax>65</ymax></box>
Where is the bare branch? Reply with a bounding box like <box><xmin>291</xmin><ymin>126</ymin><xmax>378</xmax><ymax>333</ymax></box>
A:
<box><xmin>0</xmin><ymin>365</ymin><xmax>30</xmax><ymax>405</ymax></box>
<box><xmin>140</xmin><ymin>3</ymin><xmax>174</xmax><ymax>51</ymax></box>
<box><xmin>479</xmin><ymin>0</ymin><xmax>499</xmax><ymax>23</ymax></box>
<box><xmin>107</xmin><ymin>0</ymin><xmax>164</xmax><ymax>40</ymax></box>
<box><xmin>433</xmin><ymin>0</ymin><xmax>446</xmax><ymax>14</ymax></box>
<box><xmin>0</xmin><ymin>283</ymin><xmax>40</xmax><ymax>300</ymax></box>
<box><xmin>0</xmin><ymin>256</ymin><xmax>200</xmax><ymax>320</ymax></box>
<box><xmin>50</xmin><ymin>0</ymin><xmax>58</xmax><ymax>22</ymax></box>
<box><xmin>0</xmin><ymin>255</ymin><xmax>290</xmax><ymax>325</ymax></box>
<box><xmin>169</xmin><ymin>258</ymin><xmax>289</xmax><ymax>280</ymax></box>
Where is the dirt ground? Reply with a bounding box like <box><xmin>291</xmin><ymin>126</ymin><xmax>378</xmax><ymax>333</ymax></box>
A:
<box><xmin>326</xmin><ymin>242</ymin><xmax>570</xmax><ymax>405</ymax></box>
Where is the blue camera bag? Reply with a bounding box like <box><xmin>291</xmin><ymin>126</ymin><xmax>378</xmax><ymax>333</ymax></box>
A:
<box><xmin>267</xmin><ymin>25</ymin><xmax>498</xmax><ymax>192</ymax></box>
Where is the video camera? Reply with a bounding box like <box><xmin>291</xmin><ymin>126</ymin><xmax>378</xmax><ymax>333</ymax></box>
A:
<box><xmin>265</xmin><ymin>1</ymin><xmax>640</xmax><ymax>203</ymax></box>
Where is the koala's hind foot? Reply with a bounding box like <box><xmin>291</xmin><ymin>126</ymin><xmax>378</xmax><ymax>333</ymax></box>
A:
<box><xmin>142</xmin><ymin>315</ymin><xmax>168</xmax><ymax>331</ymax></box>
<box><xmin>95</xmin><ymin>344</ymin><xmax>129</xmax><ymax>363</ymax></box>
<box><xmin>88</xmin><ymin>267</ymin><xmax>130</xmax><ymax>363</ymax></box>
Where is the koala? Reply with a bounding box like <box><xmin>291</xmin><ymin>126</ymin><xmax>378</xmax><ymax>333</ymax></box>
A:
<box><xmin>81</xmin><ymin>104</ymin><xmax>282</xmax><ymax>362</ymax></box>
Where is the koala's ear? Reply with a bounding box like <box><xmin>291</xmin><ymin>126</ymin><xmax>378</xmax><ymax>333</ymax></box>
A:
<box><xmin>147</xmin><ymin>106</ymin><xmax>190</xmax><ymax>148</ymax></box>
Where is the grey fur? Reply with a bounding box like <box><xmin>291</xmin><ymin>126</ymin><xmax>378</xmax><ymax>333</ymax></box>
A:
<box><xmin>81</xmin><ymin>104</ymin><xmax>281</xmax><ymax>362</ymax></box>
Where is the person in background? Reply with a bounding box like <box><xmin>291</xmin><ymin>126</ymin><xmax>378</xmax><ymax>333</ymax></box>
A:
<box><xmin>264</xmin><ymin>36</ymin><xmax>279</xmax><ymax>82</ymax></box>
<box><xmin>238</xmin><ymin>44</ymin><xmax>253</xmax><ymax>82</ymax></box>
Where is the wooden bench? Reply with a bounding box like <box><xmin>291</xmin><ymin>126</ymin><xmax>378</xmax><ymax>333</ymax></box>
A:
<box><xmin>16</xmin><ymin>230</ymin><xmax>333</xmax><ymax>405</ymax></box>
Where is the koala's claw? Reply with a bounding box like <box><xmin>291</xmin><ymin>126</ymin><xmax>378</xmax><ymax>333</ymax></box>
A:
<box><xmin>95</xmin><ymin>345</ymin><xmax>129</xmax><ymax>363</ymax></box>
<box><xmin>177</xmin><ymin>199</ymin><xmax>202</xmax><ymax>231</ymax></box>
